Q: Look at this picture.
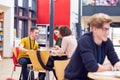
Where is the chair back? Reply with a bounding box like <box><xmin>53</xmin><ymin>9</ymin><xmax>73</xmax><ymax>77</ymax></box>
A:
<box><xmin>54</xmin><ymin>59</ymin><xmax>70</xmax><ymax>80</ymax></box>
<box><xmin>12</xmin><ymin>47</ymin><xmax>20</xmax><ymax>71</ymax></box>
<box><xmin>28</xmin><ymin>50</ymin><xmax>50</xmax><ymax>71</ymax></box>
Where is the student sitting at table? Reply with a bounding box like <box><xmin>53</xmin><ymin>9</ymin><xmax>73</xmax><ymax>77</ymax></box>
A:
<box><xmin>64</xmin><ymin>13</ymin><xmax>120</xmax><ymax>80</ymax></box>
<box><xmin>38</xmin><ymin>26</ymin><xmax>77</xmax><ymax>80</ymax></box>
<box><xmin>18</xmin><ymin>27</ymin><xmax>39</xmax><ymax>80</ymax></box>
<box><xmin>52</xmin><ymin>25</ymin><xmax>77</xmax><ymax>59</ymax></box>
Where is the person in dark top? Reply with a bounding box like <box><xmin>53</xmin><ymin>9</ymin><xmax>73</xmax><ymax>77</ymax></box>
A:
<box><xmin>64</xmin><ymin>13</ymin><xmax>120</xmax><ymax>80</ymax></box>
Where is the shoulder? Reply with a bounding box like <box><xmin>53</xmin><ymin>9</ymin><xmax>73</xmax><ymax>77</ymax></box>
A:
<box><xmin>56</xmin><ymin>38</ymin><xmax>62</xmax><ymax>41</ymax></box>
<box><xmin>103</xmin><ymin>38</ymin><xmax>113</xmax><ymax>46</ymax></box>
<box><xmin>21</xmin><ymin>37</ymin><xmax>29</xmax><ymax>41</ymax></box>
<box><xmin>63</xmin><ymin>36</ymin><xmax>77</xmax><ymax>43</ymax></box>
<box><xmin>20</xmin><ymin>37</ymin><xmax>29</xmax><ymax>43</ymax></box>
<box><xmin>63</xmin><ymin>35</ymin><xmax>75</xmax><ymax>40</ymax></box>
<box><xmin>78</xmin><ymin>32</ymin><xmax>93</xmax><ymax>44</ymax></box>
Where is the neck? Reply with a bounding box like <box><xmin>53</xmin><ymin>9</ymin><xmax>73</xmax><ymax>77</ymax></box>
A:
<box><xmin>93</xmin><ymin>33</ymin><xmax>102</xmax><ymax>45</ymax></box>
<box><xmin>29</xmin><ymin>36</ymin><xmax>34</xmax><ymax>40</ymax></box>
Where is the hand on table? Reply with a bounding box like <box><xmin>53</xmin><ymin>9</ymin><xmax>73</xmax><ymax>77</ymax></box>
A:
<box><xmin>98</xmin><ymin>63</ymin><xmax>113</xmax><ymax>72</ymax></box>
<box><xmin>102</xmin><ymin>63</ymin><xmax>113</xmax><ymax>71</ymax></box>
<box><xmin>113</xmin><ymin>61</ymin><xmax>120</xmax><ymax>71</ymax></box>
<box><xmin>54</xmin><ymin>45</ymin><xmax>60</xmax><ymax>50</ymax></box>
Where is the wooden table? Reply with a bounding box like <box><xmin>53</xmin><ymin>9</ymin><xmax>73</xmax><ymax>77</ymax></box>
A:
<box><xmin>50</xmin><ymin>53</ymin><xmax>67</xmax><ymax>56</ymax></box>
<box><xmin>88</xmin><ymin>71</ymin><xmax>120</xmax><ymax>80</ymax></box>
<box><xmin>39</xmin><ymin>48</ymin><xmax>67</xmax><ymax>57</ymax></box>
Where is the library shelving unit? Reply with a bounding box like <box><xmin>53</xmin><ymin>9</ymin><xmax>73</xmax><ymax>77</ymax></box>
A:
<box><xmin>14</xmin><ymin>0</ymin><xmax>37</xmax><ymax>39</ymax></box>
<box><xmin>0</xmin><ymin>12</ymin><xmax>4</xmax><ymax>57</ymax></box>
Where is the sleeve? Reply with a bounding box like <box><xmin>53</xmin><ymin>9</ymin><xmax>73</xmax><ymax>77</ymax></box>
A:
<box><xmin>60</xmin><ymin>37</ymin><xmax>67</xmax><ymax>53</ymax></box>
<box><xmin>53</xmin><ymin>37</ymin><xmax>67</xmax><ymax>54</ymax></box>
<box><xmin>19</xmin><ymin>38</ymin><xmax>26</xmax><ymax>47</ymax></box>
<box><xmin>106</xmin><ymin>38</ymin><xmax>119</xmax><ymax>65</ymax></box>
<box><xmin>79</xmin><ymin>37</ymin><xmax>99</xmax><ymax>72</ymax></box>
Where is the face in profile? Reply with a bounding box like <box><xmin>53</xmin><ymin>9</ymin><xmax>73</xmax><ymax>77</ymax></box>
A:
<box><xmin>54</xmin><ymin>30</ymin><xmax>60</xmax><ymax>37</ymax></box>
<box><xmin>93</xmin><ymin>23</ymin><xmax>110</xmax><ymax>42</ymax></box>
<box><xmin>100</xmin><ymin>23</ymin><xmax>110</xmax><ymax>41</ymax></box>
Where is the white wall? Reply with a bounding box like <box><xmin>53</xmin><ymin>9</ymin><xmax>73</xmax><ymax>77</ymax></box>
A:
<box><xmin>0</xmin><ymin>0</ymin><xmax>14</xmax><ymax>8</ymax></box>
<box><xmin>70</xmin><ymin>0</ymin><xmax>79</xmax><ymax>38</ymax></box>
<box><xmin>0</xmin><ymin>0</ymin><xmax>14</xmax><ymax>57</ymax></box>
<box><xmin>70</xmin><ymin>0</ymin><xmax>78</xmax><ymax>25</ymax></box>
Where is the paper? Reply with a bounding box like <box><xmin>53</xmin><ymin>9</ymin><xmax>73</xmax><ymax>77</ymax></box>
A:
<box><xmin>93</xmin><ymin>71</ymin><xmax>120</xmax><ymax>77</ymax></box>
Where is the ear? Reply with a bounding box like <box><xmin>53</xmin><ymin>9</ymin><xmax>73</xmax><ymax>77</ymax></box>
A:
<box><xmin>92</xmin><ymin>26</ymin><xmax>97</xmax><ymax>32</ymax></box>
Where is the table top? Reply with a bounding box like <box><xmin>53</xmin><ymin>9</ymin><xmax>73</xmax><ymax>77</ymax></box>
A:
<box><xmin>39</xmin><ymin>48</ymin><xmax>67</xmax><ymax>56</ymax></box>
<box><xmin>50</xmin><ymin>53</ymin><xmax>67</xmax><ymax>56</ymax></box>
<box><xmin>88</xmin><ymin>71</ymin><xmax>120</xmax><ymax>80</ymax></box>
<box><xmin>28</xmin><ymin>49</ymin><xmax>67</xmax><ymax>57</ymax></box>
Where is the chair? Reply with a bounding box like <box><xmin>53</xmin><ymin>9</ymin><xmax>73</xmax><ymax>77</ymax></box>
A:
<box><xmin>28</xmin><ymin>50</ymin><xmax>55</xmax><ymax>80</ymax></box>
<box><xmin>54</xmin><ymin>59</ymin><xmax>70</xmax><ymax>80</ymax></box>
<box><xmin>11</xmin><ymin>47</ymin><xmax>22</xmax><ymax>80</ymax></box>
<box><xmin>12</xmin><ymin>47</ymin><xmax>20</xmax><ymax>70</ymax></box>
<box><xmin>12</xmin><ymin>47</ymin><xmax>33</xmax><ymax>80</ymax></box>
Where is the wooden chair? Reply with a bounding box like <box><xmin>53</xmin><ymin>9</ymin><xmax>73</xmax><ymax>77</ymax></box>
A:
<box><xmin>28</xmin><ymin>50</ymin><xmax>54</xmax><ymax>80</ymax></box>
<box><xmin>54</xmin><ymin>59</ymin><xmax>70</xmax><ymax>80</ymax></box>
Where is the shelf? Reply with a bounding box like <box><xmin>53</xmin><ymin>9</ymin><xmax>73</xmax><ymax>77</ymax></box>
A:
<box><xmin>29</xmin><ymin>9</ymin><xmax>36</xmax><ymax>12</ymax></box>
<box><xmin>29</xmin><ymin>18</ymin><xmax>36</xmax><ymax>21</ymax></box>
<box><xmin>18</xmin><ymin>16</ymin><xmax>28</xmax><ymax>20</ymax></box>
<box><xmin>110</xmin><ymin>22</ymin><xmax>120</xmax><ymax>27</ymax></box>
<box><xmin>0</xmin><ymin>12</ymin><xmax>4</xmax><ymax>58</ymax></box>
<box><xmin>18</xmin><ymin>6</ymin><xmax>25</xmax><ymax>9</ymax></box>
<box><xmin>14</xmin><ymin>0</ymin><xmax>37</xmax><ymax>38</ymax></box>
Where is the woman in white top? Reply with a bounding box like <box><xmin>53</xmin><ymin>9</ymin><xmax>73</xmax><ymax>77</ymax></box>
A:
<box><xmin>53</xmin><ymin>26</ymin><xmax>77</xmax><ymax>58</ymax></box>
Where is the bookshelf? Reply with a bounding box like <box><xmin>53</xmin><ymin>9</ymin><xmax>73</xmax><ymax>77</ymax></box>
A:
<box><xmin>36</xmin><ymin>24</ymin><xmax>50</xmax><ymax>47</ymax></box>
<box><xmin>0</xmin><ymin>12</ymin><xmax>4</xmax><ymax>57</ymax></box>
<box><xmin>14</xmin><ymin>0</ymin><xmax>37</xmax><ymax>39</ymax></box>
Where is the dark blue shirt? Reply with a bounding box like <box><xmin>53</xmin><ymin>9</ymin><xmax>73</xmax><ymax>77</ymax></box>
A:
<box><xmin>65</xmin><ymin>32</ymin><xmax>119</xmax><ymax>79</ymax></box>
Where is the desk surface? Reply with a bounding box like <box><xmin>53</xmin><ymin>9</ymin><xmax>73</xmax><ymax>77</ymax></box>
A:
<box><xmin>88</xmin><ymin>71</ymin><xmax>120</xmax><ymax>80</ymax></box>
<box><xmin>30</xmin><ymin>49</ymin><xmax>67</xmax><ymax>57</ymax></box>
<box><xmin>50</xmin><ymin>53</ymin><xmax>67</xmax><ymax>56</ymax></box>
<box><xmin>40</xmin><ymin>48</ymin><xmax>67</xmax><ymax>56</ymax></box>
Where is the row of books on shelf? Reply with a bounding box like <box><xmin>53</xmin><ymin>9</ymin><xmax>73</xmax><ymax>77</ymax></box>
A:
<box><xmin>0</xmin><ymin>44</ymin><xmax>3</xmax><ymax>51</ymax></box>
<box><xmin>0</xmin><ymin>35</ymin><xmax>3</xmax><ymax>41</ymax></box>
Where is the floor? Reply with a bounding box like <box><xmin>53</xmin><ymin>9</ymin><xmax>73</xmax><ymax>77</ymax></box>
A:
<box><xmin>0</xmin><ymin>58</ymin><xmax>55</xmax><ymax>80</ymax></box>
